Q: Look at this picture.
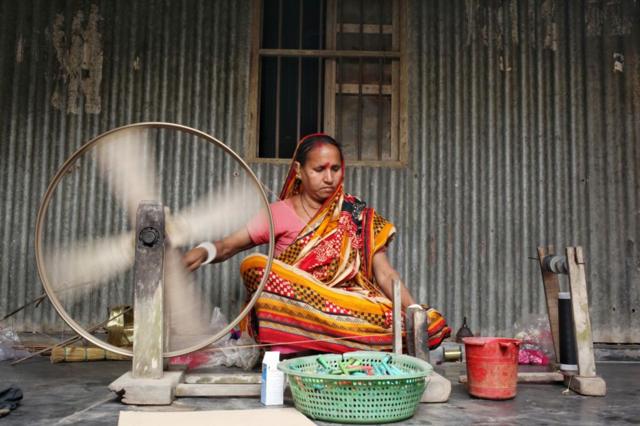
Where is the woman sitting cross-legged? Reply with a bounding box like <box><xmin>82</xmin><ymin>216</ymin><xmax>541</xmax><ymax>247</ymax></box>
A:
<box><xmin>183</xmin><ymin>133</ymin><xmax>451</xmax><ymax>354</ymax></box>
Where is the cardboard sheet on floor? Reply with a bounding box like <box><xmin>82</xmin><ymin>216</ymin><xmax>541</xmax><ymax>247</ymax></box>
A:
<box><xmin>118</xmin><ymin>408</ymin><xmax>314</xmax><ymax>426</ymax></box>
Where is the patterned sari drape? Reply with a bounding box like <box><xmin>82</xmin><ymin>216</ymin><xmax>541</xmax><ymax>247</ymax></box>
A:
<box><xmin>240</xmin><ymin>134</ymin><xmax>450</xmax><ymax>352</ymax></box>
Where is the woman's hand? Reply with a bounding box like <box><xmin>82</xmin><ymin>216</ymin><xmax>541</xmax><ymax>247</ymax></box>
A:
<box><xmin>182</xmin><ymin>228</ymin><xmax>256</xmax><ymax>273</ymax></box>
<box><xmin>183</xmin><ymin>247</ymin><xmax>208</xmax><ymax>272</ymax></box>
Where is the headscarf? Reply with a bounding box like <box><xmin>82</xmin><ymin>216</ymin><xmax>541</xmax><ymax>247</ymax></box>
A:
<box><xmin>274</xmin><ymin>134</ymin><xmax>395</xmax><ymax>295</ymax></box>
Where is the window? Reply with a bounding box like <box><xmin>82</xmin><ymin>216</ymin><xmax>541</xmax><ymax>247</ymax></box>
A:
<box><xmin>247</xmin><ymin>0</ymin><xmax>407</xmax><ymax>165</ymax></box>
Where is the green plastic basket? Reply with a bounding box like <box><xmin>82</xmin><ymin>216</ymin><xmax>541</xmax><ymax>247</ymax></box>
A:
<box><xmin>278</xmin><ymin>351</ymin><xmax>432</xmax><ymax>424</ymax></box>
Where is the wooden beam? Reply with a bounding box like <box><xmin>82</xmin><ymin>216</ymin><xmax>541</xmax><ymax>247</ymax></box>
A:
<box><xmin>132</xmin><ymin>202</ymin><xmax>165</xmax><ymax>379</ymax></box>
<box><xmin>412</xmin><ymin>309</ymin><xmax>430</xmax><ymax>363</ymax></box>
<box><xmin>259</xmin><ymin>48</ymin><xmax>401</xmax><ymax>59</ymax></box>
<box><xmin>392</xmin><ymin>280</ymin><xmax>402</xmax><ymax>355</ymax></box>
<box><xmin>338</xmin><ymin>23</ymin><xmax>393</xmax><ymax>34</ymax></box>
<box><xmin>337</xmin><ymin>83</ymin><xmax>392</xmax><ymax>95</ymax></box>
<box><xmin>459</xmin><ymin>371</ymin><xmax>564</xmax><ymax>384</ymax></box>
<box><xmin>175</xmin><ymin>384</ymin><xmax>262</xmax><ymax>397</ymax></box>
<box><xmin>537</xmin><ymin>246</ymin><xmax>561</xmax><ymax>363</ymax></box>
<box><xmin>183</xmin><ymin>372</ymin><xmax>261</xmax><ymax>385</ymax></box>
<box><xmin>566</xmin><ymin>246</ymin><xmax>597</xmax><ymax>378</ymax></box>
<box><xmin>246</xmin><ymin>0</ymin><xmax>262</xmax><ymax>161</ymax></box>
<box><xmin>405</xmin><ymin>306</ymin><xmax>416</xmax><ymax>356</ymax></box>
<box><xmin>324</xmin><ymin>0</ymin><xmax>337</xmax><ymax>137</ymax></box>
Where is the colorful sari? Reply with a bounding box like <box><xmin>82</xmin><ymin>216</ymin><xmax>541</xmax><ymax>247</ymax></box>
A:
<box><xmin>240</xmin><ymin>135</ymin><xmax>451</xmax><ymax>353</ymax></box>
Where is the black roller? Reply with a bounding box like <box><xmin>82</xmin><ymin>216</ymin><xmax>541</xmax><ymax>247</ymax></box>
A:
<box><xmin>558</xmin><ymin>292</ymin><xmax>577</xmax><ymax>372</ymax></box>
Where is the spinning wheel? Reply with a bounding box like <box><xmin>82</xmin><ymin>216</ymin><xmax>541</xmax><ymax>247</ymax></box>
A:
<box><xmin>35</xmin><ymin>122</ymin><xmax>275</xmax><ymax>362</ymax></box>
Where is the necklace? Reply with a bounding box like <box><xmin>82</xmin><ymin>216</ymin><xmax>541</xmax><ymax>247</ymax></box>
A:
<box><xmin>299</xmin><ymin>195</ymin><xmax>317</xmax><ymax>220</ymax></box>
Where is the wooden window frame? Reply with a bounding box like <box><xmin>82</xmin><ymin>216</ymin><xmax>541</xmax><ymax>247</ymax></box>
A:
<box><xmin>246</xmin><ymin>0</ymin><xmax>408</xmax><ymax>167</ymax></box>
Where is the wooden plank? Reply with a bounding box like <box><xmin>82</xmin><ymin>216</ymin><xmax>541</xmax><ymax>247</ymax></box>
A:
<box><xmin>390</xmin><ymin>0</ymin><xmax>400</xmax><ymax>161</ymax></box>
<box><xmin>537</xmin><ymin>246</ymin><xmax>561</xmax><ymax>363</ymax></box>
<box><xmin>132</xmin><ymin>202</ymin><xmax>165</xmax><ymax>379</ymax></box>
<box><xmin>338</xmin><ymin>23</ymin><xmax>393</xmax><ymax>34</ymax></box>
<box><xmin>459</xmin><ymin>371</ymin><xmax>564</xmax><ymax>384</ymax></box>
<box><xmin>324</xmin><ymin>0</ymin><xmax>337</xmax><ymax>137</ymax></box>
<box><xmin>412</xmin><ymin>309</ymin><xmax>430</xmax><ymax>363</ymax></box>
<box><xmin>118</xmin><ymin>408</ymin><xmax>313</xmax><ymax>425</ymax></box>
<box><xmin>337</xmin><ymin>83</ymin><xmax>392</xmax><ymax>95</ymax></box>
<box><xmin>390</xmin><ymin>58</ymin><xmax>399</xmax><ymax>161</ymax></box>
<box><xmin>248</xmin><ymin>157</ymin><xmax>407</xmax><ymax>168</ymax></box>
<box><xmin>392</xmin><ymin>280</ymin><xmax>402</xmax><ymax>355</ymax></box>
<box><xmin>566</xmin><ymin>246</ymin><xmax>597</xmax><ymax>378</ymax></box>
<box><xmin>176</xmin><ymin>384</ymin><xmax>262</xmax><ymax>397</ymax></box>
<box><xmin>398</xmin><ymin>0</ymin><xmax>408</xmax><ymax>164</ymax></box>
<box><xmin>405</xmin><ymin>306</ymin><xmax>429</xmax><ymax>361</ymax></box>
<box><xmin>516</xmin><ymin>372</ymin><xmax>564</xmax><ymax>383</ymax></box>
<box><xmin>259</xmin><ymin>48</ymin><xmax>401</xmax><ymax>59</ymax></box>
<box><xmin>575</xmin><ymin>246</ymin><xmax>585</xmax><ymax>264</ymax></box>
<box><xmin>405</xmin><ymin>306</ymin><xmax>417</xmax><ymax>356</ymax></box>
<box><xmin>246</xmin><ymin>0</ymin><xmax>262</xmax><ymax>161</ymax></box>
<box><xmin>183</xmin><ymin>373</ymin><xmax>261</xmax><ymax>385</ymax></box>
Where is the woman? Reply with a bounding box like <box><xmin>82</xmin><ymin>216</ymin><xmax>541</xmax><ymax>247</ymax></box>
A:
<box><xmin>184</xmin><ymin>134</ymin><xmax>450</xmax><ymax>353</ymax></box>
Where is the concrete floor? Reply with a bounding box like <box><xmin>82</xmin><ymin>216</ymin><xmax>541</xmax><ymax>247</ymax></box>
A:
<box><xmin>1</xmin><ymin>359</ymin><xmax>639</xmax><ymax>426</ymax></box>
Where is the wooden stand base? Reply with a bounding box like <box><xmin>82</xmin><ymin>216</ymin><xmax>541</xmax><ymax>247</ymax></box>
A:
<box><xmin>178</xmin><ymin>372</ymin><xmax>454</xmax><ymax>402</ymax></box>
<box><xmin>458</xmin><ymin>370</ymin><xmax>606</xmax><ymax>397</ymax></box>
<box><xmin>565</xmin><ymin>375</ymin><xmax>606</xmax><ymax>396</ymax></box>
<box><xmin>177</xmin><ymin>372</ymin><xmax>262</xmax><ymax>397</ymax></box>
<box><xmin>421</xmin><ymin>371</ymin><xmax>452</xmax><ymax>403</ymax></box>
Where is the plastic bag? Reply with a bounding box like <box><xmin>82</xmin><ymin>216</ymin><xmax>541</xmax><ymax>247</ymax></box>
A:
<box><xmin>169</xmin><ymin>307</ymin><xmax>261</xmax><ymax>371</ymax></box>
<box><xmin>0</xmin><ymin>328</ymin><xmax>30</xmax><ymax>362</ymax></box>
<box><xmin>513</xmin><ymin>314</ymin><xmax>554</xmax><ymax>366</ymax></box>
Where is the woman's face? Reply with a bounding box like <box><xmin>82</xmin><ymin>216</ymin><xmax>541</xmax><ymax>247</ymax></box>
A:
<box><xmin>296</xmin><ymin>143</ymin><xmax>343</xmax><ymax>203</ymax></box>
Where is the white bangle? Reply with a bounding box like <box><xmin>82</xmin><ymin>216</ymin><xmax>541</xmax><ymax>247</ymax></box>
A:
<box><xmin>407</xmin><ymin>304</ymin><xmax>422</xmax><ymax>310</ymax></box>
<box><xmin>196</xmin><ymin>242</ymin><xmax>217</xmax><ymax>265</ymax></box>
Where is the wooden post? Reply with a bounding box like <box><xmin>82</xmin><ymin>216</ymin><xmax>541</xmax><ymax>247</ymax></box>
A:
<box><xmin>405</xmin><ymin>305</ymin><xmax>430</xmax><ymax>363</ymax></box>
<box><xmin>411</xmin><ymin>309</ymin><xmax>430</xmax><ymax>363</ymax></box>
<box><xmin>132</xmin><ymin>202</ymin><xmax>165</xmax><ymax>379</ymax></box>
<box><xmin>537</xmin><ymin>246</ymin><xmax>561</xmax><ymax>363</ymax></box>
<box><xmin>488</xmin><ymin>246</ymin><xmax>607</xmax><ymax>396</ymax></box>
<box><xmin>392</xmin><ymin>280</ymin><xmax>402</xmax><ymax>355</ymax></box>
<box><xmin>566</xmin><ymin>246</ymin><xmax>597</xmax><ymax>378</ymax></box>
<box><xmin>405</xmin><ymin>305</ymin><xmax>416</xmax><ymax>356</ymax></box>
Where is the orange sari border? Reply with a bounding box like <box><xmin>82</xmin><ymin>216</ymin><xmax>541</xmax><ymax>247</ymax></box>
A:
<box><xmin>239</xmin><ymin>134</ymin><xmax>451</xmax><ymax>353</ymax></box>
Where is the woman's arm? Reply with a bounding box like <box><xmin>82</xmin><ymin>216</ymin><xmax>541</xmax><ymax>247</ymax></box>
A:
<box><xmin>372</xmin><ymin>250</ymin><xmax>416</xmax><ymax>310</ymax></box>
<box><xmin>183</xmin><ymin>227</ymin><xmax>255</xmax><ymax>272</ymax></box>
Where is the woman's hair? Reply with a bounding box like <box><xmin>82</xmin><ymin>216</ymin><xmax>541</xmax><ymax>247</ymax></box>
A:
<box><xmin>294</xmin><ymin>134</ymin><xmax>343</xmax><ymax>166</ymax></box>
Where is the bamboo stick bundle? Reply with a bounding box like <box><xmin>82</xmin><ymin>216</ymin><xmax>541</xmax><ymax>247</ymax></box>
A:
<box><xmin>50</xmin><ymin>346</ymin><xmax>130</xmax><ymax>363</ymax></box>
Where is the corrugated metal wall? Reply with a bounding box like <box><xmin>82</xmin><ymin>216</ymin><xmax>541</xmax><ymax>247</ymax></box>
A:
<box><xmin>0</xmin><ymin>0</ymin><xmax>257</xmax><ymax>333</ymax></box>
<box><xmin>406</xmin><ymin>0</ymin><xmax>639</xmax><ymax>343</ymax></box>
<box><xmin>0</xmin><ymin>0</ymin><xmax>638</xmax><ymax>343</ymax></box>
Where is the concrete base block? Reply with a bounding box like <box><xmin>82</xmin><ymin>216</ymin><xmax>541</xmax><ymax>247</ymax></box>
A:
<box><xmin>421</xmin><ymin>371</ymin><xmax>451</xmax><ymax>403</ymax></box>
<box><xmin>109</xmin><ymin>371</ymin><xmax>185</xmax><ymax>405</ymax></box>
<box><xmin>566</xmin><ymin>375</ymin><xmax>607</xmax><ymax>396</ymax></box>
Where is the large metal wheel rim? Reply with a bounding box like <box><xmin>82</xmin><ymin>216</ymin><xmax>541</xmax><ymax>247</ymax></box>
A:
<box><xmin>35</xmin><ymin>122</ymin><xmax>275</xmax><ymax>358</ymax></box>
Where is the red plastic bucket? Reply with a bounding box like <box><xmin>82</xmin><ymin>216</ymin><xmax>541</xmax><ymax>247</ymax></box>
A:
<box><xmin>463</xmin><ymin>337</ymin><xmax>521</xmax><ymax>400</ymax></box>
